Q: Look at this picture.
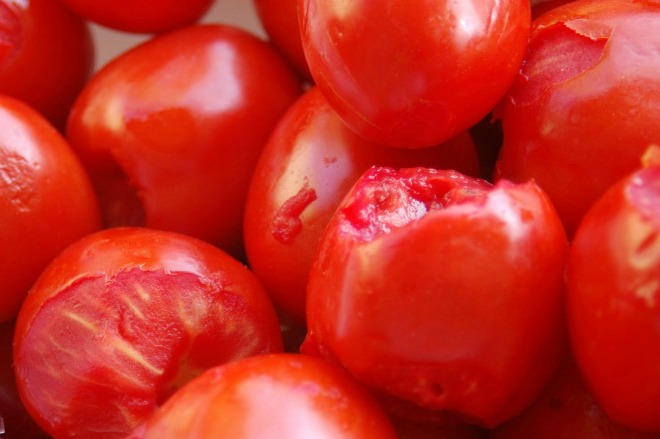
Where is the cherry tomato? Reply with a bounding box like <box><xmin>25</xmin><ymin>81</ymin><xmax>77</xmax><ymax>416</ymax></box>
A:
<box><xmin>13</xmin><ymin>227</ymin><xmax>283</xmax><ymax>438</ymax></box>
<box><xmin>66</xmin><ymin>24</ymin><xmax>303</xmax><ymax>259</ymax></box>
<box><xmin>0</xmin><ymin>321</ymin><xmax>49</xmax><ymax>439</ymax></box>
<box><xmin>490</xmin><ymin>355</ymin><xmax>658</xmax><ymax>438</ymax></box>
<box><xmin>0</xmin><ymin>0</ymin><xmax>94</xmax><ymax>130</ymax></box>
<box><xmin>54</xmin><ymin>0</ymin><xmax>215</xmax><ymax>34</ymax></box>
<box><xmin>567</xmin><ymin>164</ymin><xmax>660</xmax><ymax>433</ymax></box>
<box><xmin>0</xmin><ymin>96</ymin><xmax>101</xmax><ymax>323</ymax></box>
<box><xmin>253</xmin><ymin>0</ymin><xmax>311</xmax><ymax>80</ymax></box>
<box><xmin>128</xmin><ymin>353</ymin><xmax>398</xmax><ymax>439</ymax></box>
<box><xmin>495</xmin><ymin>0</ymin><xmax>660</xmax><ymax>236</ymax></box>
<box><xmin>305</xmin><ymin>167</ymin><xmax>569</xmax><ymax>428</ymax></box>
<box><xmin>298</xmin><ymin>0</ymin><xmax>531</xmax><ymax>148</ymax></box>
<box><xmin>244</xmin><ymin>86</ymin><xmax>480</xmax><ymax>323</ymax></box>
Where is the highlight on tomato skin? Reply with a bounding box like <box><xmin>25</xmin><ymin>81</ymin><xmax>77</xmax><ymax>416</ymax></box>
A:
<box><xmin>13</xmin><ymin>227</ymin><xmax>284</xmax><ymax>439</ymax></box>
<box><xmin>0</xmin><ymin>0</ymin><xmax>94</xmax><ymax>130</ymax></box>
<box><xmin>0</xmin><ymin>95</ymin><xmax>101</xmax><ymax>324</ymax></box>
<box><xmin>243</xmin><ymin>86</ymin><xmax>480</xmax><ymax>325</ymax></box>
<box><xmin>66</xmin><ymin>23</ymin><xmax>304</xmax><ymax>260</ymax></box>
<box><xmin>495</xmin><ymin>0</ymin><xmax>660</xmax><ymax>237</ymax></box>
<box><xmin>305</xmin><ymin>166</ymin><xmax>569</xmax><ymax>429</ymax></box>
<box><xmin>567</xmin><ymin>164</ymin><xmax>660</xmax><ymax>433</ymax></box>
<box><xmin>127</xmin><ymin>353</ymin><xmax>399</xmax><ymax>439</ymax></box>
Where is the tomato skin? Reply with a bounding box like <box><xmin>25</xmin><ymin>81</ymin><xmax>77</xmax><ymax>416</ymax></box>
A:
<box><xmin>495</xmin><ymin>0</ymin><xmax>660</xmax><ymax>236</ymax></box>
<box><xmin>253</xmin><ymin>0</ymin><xmax>311</xmax><ymax>80</ymax></box>
<box><xmin>0</xmin><ymin>0</ymin><xmax>94</xmax><ymax>130</ymax></box>
<box><xmin>567</xmin><ymin>166</ymin><xmax>660</xmax><ymax>433</ymax></box>
<box><xmin>54</xmin><ymin>0</ymin><xmax>215</xmax><ymax>34</ymax></box>
<box><xmin>129</xmin><ymin>353</ymin><xmax>398</xmax><ymax>439</ymax></box>
<box><xmin>298</xmin><ymin>0</ymin><xmax>530</xmax><ymax>148</ymax></box>
<box><xmin>0</xmin><ymin>96</ymin><xmax>101</xmax><ymax>323</ymax></box>
<box><xmin>305</xmin><ymin>167</ymin><xmax>569</xmax><ymax>428</ymax></box>
<box><xmin>67</xmin><ymin>24</ymin><xmax>303</xmax><ymax>259</ymax></box>
<box><xmin>13</xmin><ymin>227</ymin><xmax>283</xmax><ymax>439</ymax></box>
<box><xmin>244</xmin><ymin>87</ymin><xmax>479</xmax><ymax>323</ymax></box>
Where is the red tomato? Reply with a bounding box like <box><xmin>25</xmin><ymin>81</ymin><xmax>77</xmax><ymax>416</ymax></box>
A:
<box><xmin>253</xmin><ymin>0</ymin><xmax>311</xmax><ymax>80</ymax></box>
<box><xmin>0</xmin><ymin>0</ymin><xmax>94</xmax><ymax>130</ymax></box>
<box><xmin>244</xmin><ymin>86</ymin><xmax>480</xmax><ymax>323</ymax></box>
<box><xmin>298</xmin><ymin>0</ymin><xmax>531</xmax><ymax>148</ymax></box>
<box><xmin>128</xmin><ymin>353</ymin><xmax>398</xmax><ymax>439</ymax></box>
<box><xmin>495</xmin><ymin>0</ymin><xmax>660</xmax><ymax>236</ymax></box>
<box><xmin>567</xmin><ymin>164</ymin><xmax>660</xmax><ymax>432</ymax></box>
<box><xmin>54</xmin><ymin>0</ymin><xmax>215</xmax><ymax>34</ymax></box>
<box><xmin>0</xmin><ymin>96</ymin><xmax>101</xmax><ymax>323</ymax></box>
<box><xmin>0</xmin><ymin>321</ymin><xmax>49</xmax><ymax>439</ymax></box>
<box><xmin>66</xmin><ymin>24</ymin><xmax>303</xmax><ymax>259</ymax></box>
<box><xmin>13</xmin><ymin>227</ymin><xmax>283</xmax><ymax>438</ymax></box>
<box><xmin>490</xmin><ymin>356</ymin><xmax>658</xmax><ymax>438</ymax></box>
<box><xmin>304</xmin><ymin>167</ymin><xmax>569</xmax><ymax>428</ymax></box>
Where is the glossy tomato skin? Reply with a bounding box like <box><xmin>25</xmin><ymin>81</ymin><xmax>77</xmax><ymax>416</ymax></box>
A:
<box><xmin>244</xmin><ymin>87</ymin><xmax>480</xmax><ymax>324</ymax></box>
<box><xmin>490</xmin><ymin>356</ymin><xmax>658</xmax><ymax>439</ymax></box>
<box><xmin>305</xmin><ymin>167</ymin><xmax>569</xmax><ymax>428</ymax></box>
<box><xmin>54</xmin><ymin>0</ymin><xmax>215</xmax><ymax>34</ymax></box>
<box><xmin>253</xmin><ymin>0</ymin><xmax>311</xmax><ymax>80</ymax></box>
<box><xmin>0</xmin><ymin>96</ymin><xmax>101</xmax><ymax>323</ymax></box>
<box><xmin>495</xmin><ymin>0</ymin><xmax>660</xmax><ymax>236</ymax></box>
<box><xmin>298</xmin><ymin>0</ymin><xmax>531</xmax><ymax>148</ymax></box>
<box><xmin>67</xmin><ymin>24</ymin><xmax>303</xmax><ymax>259</ymax></box>
<box><xmin>13</xmin><ymin>227</ymin><xmax>283</xmax><ymax>439</ymax></box>
<box><xmin>0</xmin><ymin>0</ymin><xmax>94</xmax><ymax>130</ymax></box>
<box><xmin>567</xmin><ymin>165</ymin><xmax>660</xmax><ymax>432</ymax></box>
<box><xmin>129</xmin><ymin>353</ymin><xmax>398</xmax><ymax>439</ymax></box>
<box><xmin>0</xmin><ymin>321</ymin><xmax>49</xmax><ymax>439</ymax></box>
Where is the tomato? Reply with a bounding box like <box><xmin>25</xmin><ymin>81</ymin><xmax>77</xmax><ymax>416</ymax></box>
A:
<box><xmin>495</xmin><ymin>0</ymin><xmax>660</xmax><ymax>236</ymax></box>
<box><xmin>243</xmin><ymin>86</ymin><xmax>480</xmax><ymax>324</ymax></box>
<box><xmin>253</xmin><ymin>0</ymin><xmax>311</xmax><ymax>80</ymax></box>
<box><xmin>298</xmin><ymin>0</ymin><xmax>531</xmax><ymax>148</ymax></box>
<box><xmin>0</xmin><ymin>321</ymin><xmax>49</xmax><ymax>439</ymax></box>
<box><xmin>0</xmin><ymin>0</ymin><xmax>94</xmax><ymax>130</ymax></box>
<box><xmin>0</xmin><ymin>96</ymin><xmax>101</xmax><ymax>323</ymax></box>
<box><xmin>54</xmin><ymin>0</ymin><xmax>215</xmax><ymax>34</ymax></box>
<box><xmin>66</xmin><ymin>24</ymin><xmax>303</xmax><ymax>259</ymax></box>
<box><xmin>304</xmin><ymin>167</ymin><xmax>569</xmax><ymax>428</ymax></box>
<box><xmin>566</xmin><ymin>163</ymin><xmax>660</xmax><ymax>433</ymax></box>
<box><xmin>490</xmin><ymin>356</ymin><xmax>658</xmax><ymax>438</ymax></box>
<box><xmin>13</xmin><ymin>227</ymin><xmax>283</xmax><ymax>439</ymax></box>
<box><xmin>128</xmin><ymin>353</ymin><xmax>398</xmax><ymax>439</ymax></box>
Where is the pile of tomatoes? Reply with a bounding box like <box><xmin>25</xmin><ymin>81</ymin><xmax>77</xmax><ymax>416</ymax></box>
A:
<box><xmin>2</xmin><ymin>0</ymin><xmax>660</xmax><ymax>437</ymax></box>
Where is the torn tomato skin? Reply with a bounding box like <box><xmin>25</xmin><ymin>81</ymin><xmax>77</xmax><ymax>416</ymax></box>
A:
<box><xmin>495</xmin><ymin>0</ymin><xmax>660</xmax><ymax>237</ymax></box>
<box><xmin>13</xmin><ymin>227</ymin><xmax>283</xmax><ymax>439</ymax></box>
<box><xmin>567</xmin><ymin>166</ymin><xmax>660</xmax><ymax>433</ymax></box>
<box><xmin>243</xmin><ymin>86</ymin><xmax>480</xmax><ymax>324</ymax></box>
<box><xmin>305</xmin><ymin>167</ymin><xmax>569</xmax><ymax>428</ymax></box>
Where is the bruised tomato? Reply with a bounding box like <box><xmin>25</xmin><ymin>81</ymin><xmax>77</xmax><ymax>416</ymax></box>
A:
<box><xmin>128</xmin><ymin>353</ymin><xmax>398</xmax><ymax>438</ymax></box>
<box><xmin>244</xmin><ymin>87</ymin><xmax>479</xmax><ymax>323</ymax></box>
<box><xmin>67</xmin><ymin>23</ymin><xmax>303</xmax><ymax>259</ymax></box>
<box><xmin>13</xmin><ymin>227</ymin><xmax>283</xmax><ymax>438</ymax></box>
<box><xmin>304</xmin><ymin>167</ymin><xmax>569</xmax><ymax>428</ymax></box>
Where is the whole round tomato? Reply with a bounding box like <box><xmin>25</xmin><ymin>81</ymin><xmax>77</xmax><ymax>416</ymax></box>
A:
<box><xmin>128</xmin><ymin>353</ymin><xmax>398</xmax><ymax>439</ymax></box>
<box><xmin>54</xmin><ymin>0</ymin><xmax>215</xmax><ymax>34</ymax></box>
<box><xmin>495</xmin><ymin>0</ymin><xmax>660</xmax><ymax>236</ymax></box>
<box><xmin>244</xmin><ymin>86</ymin><xmax>479</xmax><ymax>323</ymax></box>
<box><xmin>0</xmin><ymin>96</ymin><xmax>100</xmax><ymax>323</ymax></box>
<box><xmin>305</xmin><ymin>167</ymin><xmax>569</xmax><ymax>428</ymax></box>
<box><xmin>13</xmin><ymin>227</ymin><xmax>283</xmax><ymax>439</ymax></box>
<box><xmin>66</xmin><ymin>24</ymin><xmax>303</xmax><ymax>259</ymax></box>
<box><xmin>0</xmin><ymin>0</ymin><xmax>94</xmax><ymax>130</ymax></box>
<box><xmin>298</xmin><ymin>0</ymin><xmax>531</xmax><ymax>148</ymax></box>
<box><xmin>567</xmin><ymin>164</ymin><xmax>660</xmax><ymax>433</ymax></box>
<box><xmin>253</xmin><ymin>0</ymin><xmax>311</xmax><ymax>80</ymax></box>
